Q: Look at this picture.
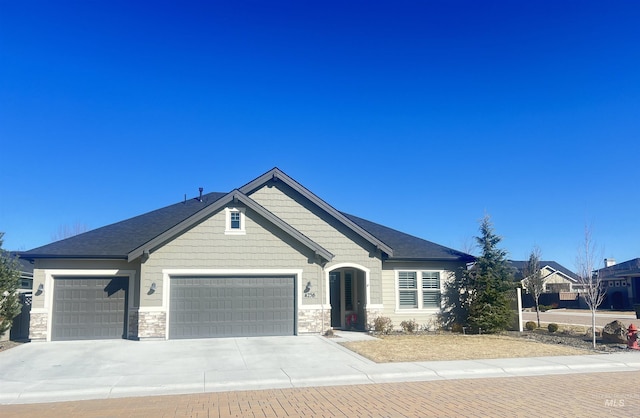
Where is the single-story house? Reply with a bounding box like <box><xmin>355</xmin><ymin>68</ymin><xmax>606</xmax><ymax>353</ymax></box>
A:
<box><xmin>20</xmin><ymin>168</ymin><xmax>473</xmax><ymax>342</ymax></box>
<box><xmin>597</xmin><ymin>258</ymin><xmax>640</xmax><ymax>310</ymax></box>
<box><xmin>508</xmin><ymin>260</ymin><xmax>580</xmax><ymax>293</ymax></box>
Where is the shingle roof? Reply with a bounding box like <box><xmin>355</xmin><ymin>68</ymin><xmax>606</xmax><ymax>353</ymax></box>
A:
<box><xmin>598</xmin><ymin>258</ymin><xmax>640</xmax><ymax>278</ymax></box>
<box><xmin>21</xmin><ymin>169</ymin><xmax>473</xmax><ymax>263</ymax></box>
<box><xmin>22</xmin><ymin>192</ymin><xmax>226</xmax><ymax>258</ymax></box>
<box><xmin>508</xmin><ymin>260</ymin><xmax>579</xmax><ymax>282</ymax></box>
<box><xmin>343</xmin><ymin>213</ymin><xmax>474</xmax><ymax>261</ymax></box>
<box><xmin>8</xmin><ymin>252</ymin><xmax>33</xmax><ymax>273</ymax></box>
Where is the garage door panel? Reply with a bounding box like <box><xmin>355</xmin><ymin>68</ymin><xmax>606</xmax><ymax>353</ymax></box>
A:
<box><xmin>53</xmin><ymin>277</ymin><xmax>128</xmax><ymax>341</ymax></box>
<box><xmin>169</xmin><ymin>276</ymin><xmax>295</xmax><ymax>339</ymax></box>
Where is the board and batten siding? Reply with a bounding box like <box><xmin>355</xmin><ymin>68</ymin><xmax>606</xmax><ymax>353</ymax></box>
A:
<box><xmin>140</xmin><ymin>206</ymin><xmax>320</xmax><ymax>308</ymax></box>
<box><xmin>249</xmin><ymin>182</ymin><xmax>384</xmax><ymax>305</ymax></box>
<box><xmin>381</xmin><ymin>261</ymin><xmax>466</xmax><ymax>329</ymax></box>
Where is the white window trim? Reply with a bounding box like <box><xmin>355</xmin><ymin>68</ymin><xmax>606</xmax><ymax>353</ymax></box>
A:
<box><xmin>394</xmin><ymin>269</ymin><xmax>444</xmax><ymax>313</ymax></box>
<box><xmin>224</xmin><ymin>207</ymin><xmax>246</xmax><ymax>235</ymax></box>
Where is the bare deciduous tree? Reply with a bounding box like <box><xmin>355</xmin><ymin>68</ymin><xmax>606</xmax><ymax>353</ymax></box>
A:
<box><xmin>523</xmin><ymin>246</ymin><xmax>544</xmax><ymax>327</ymax></box>
<box><xmin>575</xmin><ymin>225</ymin><xmax>606</xmax><ymax>349</ymax></box>
<box><xmin>51</xmin><ymin>222</ymin><xmax>88</xmax><ymax>242</ymax></box>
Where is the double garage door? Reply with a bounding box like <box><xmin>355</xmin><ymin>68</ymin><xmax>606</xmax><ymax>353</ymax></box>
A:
<box><xmin>169</xmin><ymin>276</ymin><xmax>295</xmax><ymax>339</ymax></box>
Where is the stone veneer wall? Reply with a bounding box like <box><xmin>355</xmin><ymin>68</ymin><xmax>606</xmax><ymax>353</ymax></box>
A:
<box><xmin>29</xmin><ymin>312</ymin><xmax>48</xmax><ymax>341</ymax></box>
<box><xmin>365</xmin><ymin>307</ymin><xmax>385</xmax><ymax>331</ymax></box>
<box><xmin>297</xmin><ymin>308</ymin><xmax>331</xmax><ymax>334</ymax></box>
<box><xmin>136</xmin><ymin>310</ymin><xmax>167</xmax><ymax>339</ymax></box>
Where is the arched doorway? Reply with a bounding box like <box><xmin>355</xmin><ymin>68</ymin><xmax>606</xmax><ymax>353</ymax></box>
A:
<box><xmin>328</xmin><ymin>265</ymin><xmax>368</xmax><ymax>330</ymax></box>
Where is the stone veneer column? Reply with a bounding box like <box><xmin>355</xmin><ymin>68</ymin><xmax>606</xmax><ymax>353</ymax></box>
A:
<box><xmin>365</xmin><ymin>307</ymin><xmax>384</xmax><ymax>331</ymax></box>
<box><xmin>136</xmin><ymin>310</ymin><xmax>167</xmax><ymax>339</ymax></box>
<box><xmin>29</xmin><ymin>311</ymin><xmax>48</xmax><ymax>341</ymax></box>
<box><xmin>297</xmin><ymin>307</ymin><xmax>331</xmax><ymax>334</ymax></box>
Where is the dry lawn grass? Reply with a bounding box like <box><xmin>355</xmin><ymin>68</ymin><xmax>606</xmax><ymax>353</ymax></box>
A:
<box><xmin>341</xmin><ymin>334</ymin><xmax>592</xmax><ymax>363</ymax></box>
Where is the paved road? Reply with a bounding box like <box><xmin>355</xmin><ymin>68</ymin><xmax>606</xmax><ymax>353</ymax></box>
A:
<box><xmin>1</xmin><ymin>371</ymin><xmax>638</xmax><ymax>417</ymax></box>
<box><xmin>522</xmin><ymin>310</ymin><xmax>637</xmax><ymax>328</ymax></box>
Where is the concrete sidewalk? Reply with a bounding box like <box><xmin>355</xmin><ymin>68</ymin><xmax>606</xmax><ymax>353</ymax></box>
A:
<box><xmin>1</xmin><ymin>332</ymin><xmax>639</xmax><ymax>405</ymax></box>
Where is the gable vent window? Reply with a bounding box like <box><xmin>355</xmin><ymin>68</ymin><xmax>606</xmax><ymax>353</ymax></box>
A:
<box><xmin>397</xmin><ymin>270</ymin><xmax>442</xmax><ymax>310</ymax></box>
<box><xmin>225</xmin><ymin>207</ymin><xmax>246</xmax><ymax>235</ymax></box>
<box><xmin>230</xmin><ymin>212</ymin><xmax>241</xmax><ymax>229</ymax></box>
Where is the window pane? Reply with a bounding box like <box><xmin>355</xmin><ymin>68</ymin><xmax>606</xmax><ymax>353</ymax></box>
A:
<box><xmin>230</xmin><ymin>212</ymin><xmax>240</xmax><ymax>229</ymax></box>
<box><xmin>422</xmin><ymin>272</ymin><xmax>440</xmax><ymax>289</ymax></box>
<box><xmin>399</xmin><ymin>290</ymin><xmax>417</xmax><ymax>308</ymax></box>
<box><xmin>423</xmin><ymin>291</ymin><xmax>440</xmax><ymax>308</ymax></box>
<box><xmin>398</xmin><ymin>272</ymin><xmax>417</xmax><ymax>289</ymax></box>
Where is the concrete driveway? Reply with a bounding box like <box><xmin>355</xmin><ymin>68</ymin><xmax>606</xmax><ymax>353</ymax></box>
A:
<box><xmin>1</xmin><ymin>332</ymin><xmax>639</xmax><ymax>405</ymax></box>
<box><xmin>0</xmin><ymin>335</ymin><xmax>376</xmax><ymax>404</ymax></box>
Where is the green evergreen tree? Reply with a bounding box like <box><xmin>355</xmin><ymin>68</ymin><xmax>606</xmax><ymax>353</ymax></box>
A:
<box><xmin>467</xmin><ymin>215</ymin><xmax>514</xmax><ymax>332</ymax></box>
<box><xmin>0</xmin><ymin>232</ymin><xmax>21</xmax><ymax>338</ymax></box>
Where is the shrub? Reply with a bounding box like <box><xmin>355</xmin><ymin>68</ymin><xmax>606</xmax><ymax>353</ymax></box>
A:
<box><xmin>451</xmin><ymin>323</ymin><xmax>464</xmax><ymax>333</ymax></box>
<box><xmin>373</xmin><ymin>316</ymin><xmax>394</xmax><ymax>334</ymax></box>
<box><xmin>400</xmin><ymin>319</ymin><xmax>418</xmax><ymax>334</ymax></box>
<box><xmin>538</xmin><ymin>305</ymin><xmax>549</xmax><ymax>312</ymax></box>
<box><xmin>525</xmin><ymin>321</ymin><xmax>537</xmax><ymax>331</ymax></box>
<box><xmin>547</xmin><ymin>323</ymin><xmax>559</xmax><ymax>333</ymax></box>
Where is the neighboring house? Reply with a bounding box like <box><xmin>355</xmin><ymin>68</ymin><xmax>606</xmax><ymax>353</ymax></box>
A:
<box><xmin>1</xmin><ymin>253</ymin><xmax>33</xmax><ymax>342</ymax></box>
<box><xmin>13</xmin><ymin>253</ymin><xmax>34</xmax><ymax>291</ymax></box>
<box><xmin>597</xmin><ymin>258</ymin><xmax>640</xmax><ymax>310</ymax></box>
<box><xmin>20</xmin><ymin>168</ymin><xmax>474</xmax><ymax>342</ymax></box>
<box><xmin>508</xmin><ymin>260</ymin><xmax>580</xmax><ymax>293</ymax></box>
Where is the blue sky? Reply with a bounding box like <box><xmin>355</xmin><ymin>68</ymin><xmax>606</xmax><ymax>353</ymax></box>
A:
<box><xmin>1</xmin><ymin>1</ymin><xmax>638</xmax><ymax>270</ymax></box>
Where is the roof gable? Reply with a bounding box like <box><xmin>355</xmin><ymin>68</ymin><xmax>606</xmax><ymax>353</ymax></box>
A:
<box><xmin>508</xmin><ymin>260</ymin><xmax>579</xmax><ymax>282</ymax></box>
<box><xmin>240</xmin><ymin>168</ymin><xmax>394</xmax><ymax>256</ymax></box>
<box><xmin>127</xmin><ymin>190</ymin><xmax>333</xmax><ymax>262</ymax></box>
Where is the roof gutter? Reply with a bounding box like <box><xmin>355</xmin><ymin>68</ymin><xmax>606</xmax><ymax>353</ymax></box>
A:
<box><xmin>18</xmin><ymin>254</ymin><xmax>128</xmax><ymax>261</ymax></box>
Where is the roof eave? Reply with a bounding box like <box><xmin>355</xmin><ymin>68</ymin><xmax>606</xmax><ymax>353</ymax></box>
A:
<box><xmin>20</xmin><ymin>254</ymin><xmax>128</xmax><ymax>261</ymax></box>
<box><xmin>386</xmin><ymin>256</ymin><xmax>475</xmax><ymax>263</ymax></box>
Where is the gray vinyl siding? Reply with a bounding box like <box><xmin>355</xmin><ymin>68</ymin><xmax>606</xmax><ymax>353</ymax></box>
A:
<box><xmin>249</xmin><ymin>182</ymin><xmax>384</xmax><ymax>304</ymax></box>
<box><xmin>142</xmin><ymin>206</ymin><xmax>318</xmax><ymax>307</ymax></box>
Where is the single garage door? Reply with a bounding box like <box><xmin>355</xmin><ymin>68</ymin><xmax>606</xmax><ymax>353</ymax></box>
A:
<box><xmin>169</xmin><ymin>276</ymin><xmax>295</xmax><ymax>339</ymax></box>
<box><xmin>52</xmin><ymin>277</ymin><xmax>128</xmax><ymax>341</ymax></box>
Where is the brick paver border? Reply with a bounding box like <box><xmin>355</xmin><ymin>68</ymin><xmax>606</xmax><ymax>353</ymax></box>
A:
<box><xmin>1</xmin><ymin>371</ymin><xmax>639</xmax><ymax>417</ymax></box>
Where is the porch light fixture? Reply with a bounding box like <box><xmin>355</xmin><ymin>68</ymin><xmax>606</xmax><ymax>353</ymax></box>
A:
<box><xmin>150</xmin><ymin>282</ymin><xmax>157</xmax><ymax>292</ymax></box>
<box><xmin>36</xmin><ymin>283</ymin><xmax>44</xmax><ymax>295</ymax></box>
